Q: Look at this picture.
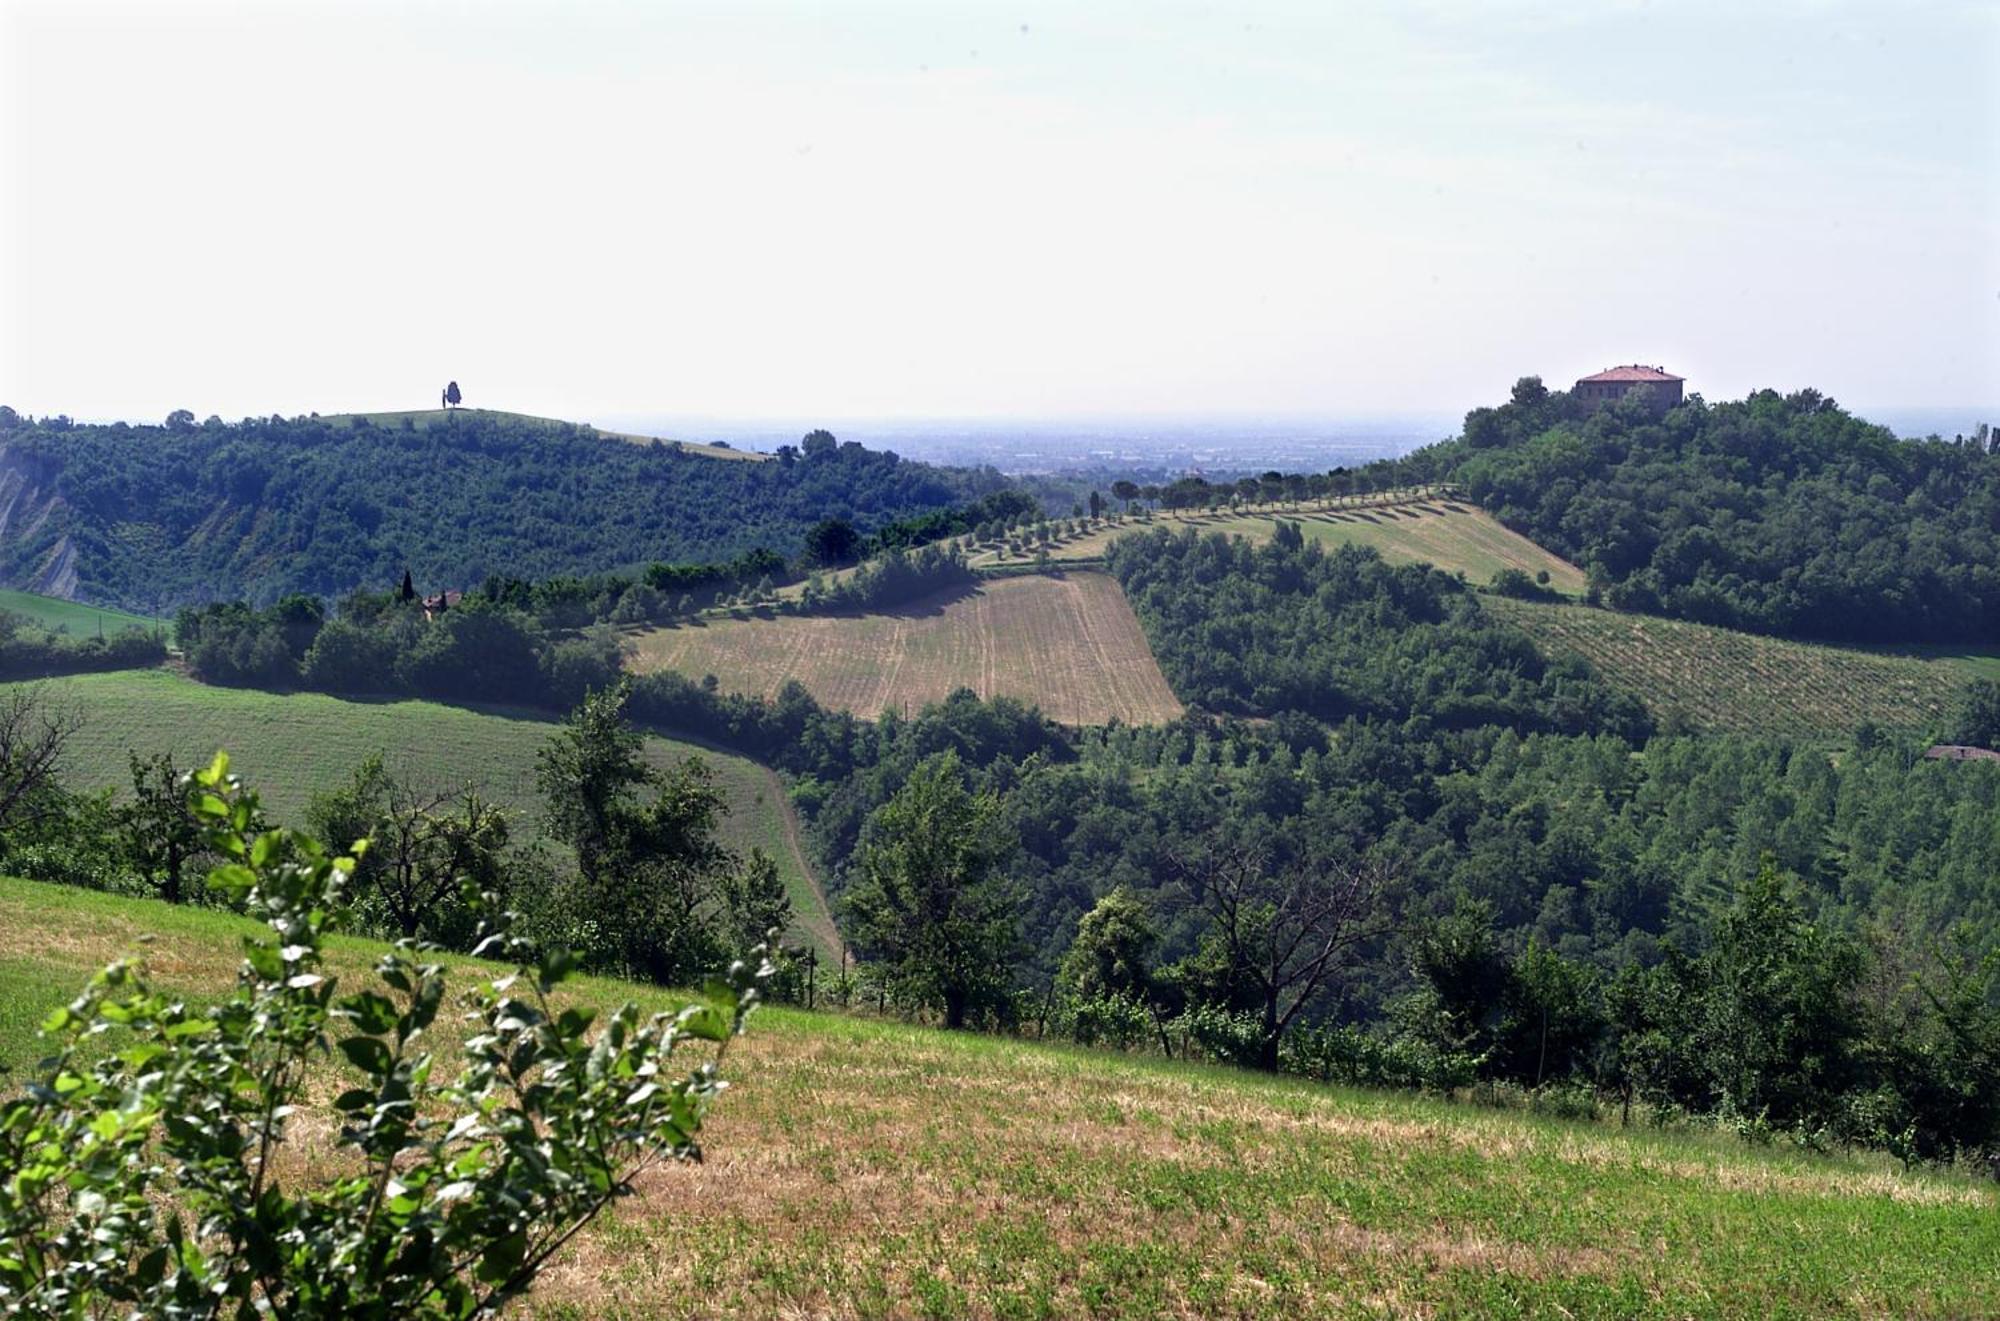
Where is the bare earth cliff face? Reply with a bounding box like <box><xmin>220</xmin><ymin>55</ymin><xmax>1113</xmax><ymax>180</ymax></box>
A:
<box><xmin>0</xmin><ymin>445</ymin><xmax>77</xmax><ymax>599</ymax></box>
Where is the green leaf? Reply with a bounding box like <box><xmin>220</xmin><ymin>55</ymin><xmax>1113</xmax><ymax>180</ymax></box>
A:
<box><xmin>675</xmin><ymin>1003</ymin><xmax>732</xmax><ymax>1043</ymax></box>
<box><xmin>339</xmin><ymin>992</ymin><xmax>401</xmax><ymax>1036</ymax></box>
<box><xmin>536</xmin><ymin>947</ymin><xmax>578</xmax><ymax>992</ymax></box>
<box><xmin>338</xmin><ymin>1036</ymin><xmax>393</xmax><ymax>1078</ymax></box>
<box><xmin>476</xmin><ymin>1232</ymin><xmax>527</xmax><ymax>1286</ymax></box>
<box><xmin>243</xmin><ymin>941</ymin><xmax>284</xmax><ymax>982</ymax></box>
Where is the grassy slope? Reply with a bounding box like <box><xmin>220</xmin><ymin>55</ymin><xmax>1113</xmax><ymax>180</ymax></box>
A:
<box><xmin>0</xmin><ymin>589</ymin><xmax>164</xmax><ymax>637</ymax></box>
<box><xmin>1</xmin><ymin>875</ymin><xmax>1994</xmax><ymax>1320</ymax></box>
<box><xmin>624</xmin><ymin>572</ymin><xmax>1185</xmax><ymax>726</ymax></box>
<box><xmin>4</xmin><ymin>669</ymin><xmax>837</xmax><ymax>958</ymax></box>
<box><xmin>1000</xmin><ymin>500</ymin><xmax>1588</xmax><ymax>594</ymax></box>
<box><xmin>319</xmin><ymin>408</ymin><xmax>766</xmax><ymax>461</ymax></box>
<box><xmin>1487</xmin><ymin>596</ymin><xmax>1987</xmax><ymax>736</ymax></box>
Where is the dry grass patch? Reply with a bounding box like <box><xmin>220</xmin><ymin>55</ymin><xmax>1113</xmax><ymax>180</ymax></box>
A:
<box><xmin>623</xmin><ymin>572</ymin><xmax>1183</xmax><ymax>726</ymax></box>
<box><xmin>5</xmin><ymin>878</ymin><xmax>1995</xmax><ymax>1321</ymax></box>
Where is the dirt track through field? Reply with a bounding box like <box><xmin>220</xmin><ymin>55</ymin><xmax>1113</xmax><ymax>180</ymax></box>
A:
<box><xmin>624</xmin><ymin>572</ymin><xmax>1183</xmax><ymax>726</ymax></box>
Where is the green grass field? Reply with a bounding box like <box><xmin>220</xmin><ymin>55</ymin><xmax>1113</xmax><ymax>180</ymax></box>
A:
<box><xmin>2</xmin><ymin>669</ymin><xmax>837</xmax><ymax>957</ymax></box>
<box><xmin>1</xmin><ymin>874</ymin><xmax>1993</xmax><ymax>1320</ymax></box>
<box><xmin>997</xmin><ymin>500</ymin><xmax>1588</xmax><ymax>595</ymax></box>
<box><xmin>319</xmin><ymin>408</ymin><xmax>765</xmax><ymax>461</ymax></box>
<box><xmin>1487</xmin><ymin>597</ymin><xmax>1986</xmax><ymax>736</ymax></box>
<box><xmin>0</xmin><ymin>589</ymin><xmax>165</xmax><ymax>638</ymax></box>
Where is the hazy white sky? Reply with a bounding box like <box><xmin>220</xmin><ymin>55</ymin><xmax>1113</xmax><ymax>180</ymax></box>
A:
<box><xmin>3</xmin><ymin>0</ymin><xmax>1996</xmax><ymax>424</ymax></box>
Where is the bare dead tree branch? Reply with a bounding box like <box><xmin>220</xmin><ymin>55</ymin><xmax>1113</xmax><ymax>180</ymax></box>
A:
<box><xmin>1172</xmin><ymin>841</ymin><xmax>1390</xmax><ymax>1069</ymax></box>
<box><xmin>0</xmin><ymin>686</ymin><xmax>81</xmax><ymax>832</ymax></box>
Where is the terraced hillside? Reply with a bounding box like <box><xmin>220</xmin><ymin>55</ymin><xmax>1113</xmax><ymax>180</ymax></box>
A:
<box><xmin>1003</xmin><ymin>500</ymin><xmax>1586</xmax><ymax>593</ymax></box>
<box><xmin>1487</xmin><ymin>596</ymin><xmax>1984</xmax><ymax>736</ymax></box>
<box><xmin>625</xmin><ymin>571</ymin><xmax>1184</xmax><ymax>725</ymax></box>
<box><xmin>3</xmin><ymin>669</ymin><xmax>837</xmax><ymax>957</ymax></box>
<box><xmin>2</xmin><ymin>875</ymin><xmax>1994</xmax><ymax>1320</ymax></box>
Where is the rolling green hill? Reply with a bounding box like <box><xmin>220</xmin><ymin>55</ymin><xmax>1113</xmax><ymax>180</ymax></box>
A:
<box><xmin>4</xmin><ymin>669</ymin><xmax>838</xmax><ymax>957</ymax></box>
<box><xmin>0</xmin><ymin>409</ymin><xmax>999</xmax><ymax>612</ymax></box>
<box><xmin>1</xmin><ymin>874</ymin><xmax>1993</xmax><ymax>1320</ymax></box>
<box><xmin>1486</xmin><ymin>596</ymin><xmax>1991</xmax><ymax>736</ymax></box>
<box><xmin>1432</xmin><ymin>385</ymin><xmax>2000</xmax><ymax>644</ymax></box>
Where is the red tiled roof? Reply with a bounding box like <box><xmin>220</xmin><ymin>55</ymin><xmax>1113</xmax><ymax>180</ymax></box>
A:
<box><xmin>1578</xmin><ymin>365</ymin><xmax>1683</xmax><ymax>383</ymax></box>
<box><xmin>1924</xmin><ymin>745</ymin><xmax>2000</xmax><ymax>762</ymax></box>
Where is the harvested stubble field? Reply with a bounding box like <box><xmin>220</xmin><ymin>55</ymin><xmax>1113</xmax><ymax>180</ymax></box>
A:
<box><xmin>0</xmin><ymin>669</ymin><xmax>839</xmax><ymax>957</ymax></box>
<box><xmin>624</xmin><ymin>571</ymin><xmax>1185</xmax><ymax>726</ymax></box>
<box><xmin>1485</xmin><ymin>597</ymin><xmax>1973</xmax><ymax>736</ymax></box>
<box><xmin>1000</xmin><ymin>502</ymin><xmax>1587</xmax><ymax>595</ymax></box>
<box><xmin>2</xmin><ymin>875</ymin><xmax>1995</xmax><ymax>1321</ymax></box>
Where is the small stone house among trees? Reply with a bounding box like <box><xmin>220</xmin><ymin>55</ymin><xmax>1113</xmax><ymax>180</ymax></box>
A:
<box><xmin>1574</xmin><ymin>364</ymin><xmax>1684</xmax><ymax>413</ymax></box>
<box><xmin>422</xmin><ymin>589</ymin><xmax>464</xmax><ymax>621</ymax></box>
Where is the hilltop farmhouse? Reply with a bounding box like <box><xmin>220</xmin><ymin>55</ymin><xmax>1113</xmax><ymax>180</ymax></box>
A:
<box><xmin>1575</xmin><ymin>364</ymin><xmax>1684</xmax><ymax>413</ymax></box>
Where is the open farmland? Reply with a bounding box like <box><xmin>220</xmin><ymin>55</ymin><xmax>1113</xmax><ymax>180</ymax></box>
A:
<box><xmin>626</xmin><ymin>571</ymin><xmax>1184</xmax><ymax>726</ymax></box>
<box><xmin>0</xmin><ymin>589</ymin><xmax>165</xmax><ymax>638</ymax></box>
<box><xmin>2</xmin><ymin>669</ymin><xmax>838</xmax><ymax>957</ymax></box>
<box><xmin>996</xmin><ymin>500</ymin><xmax>1587</xmax><ymax>594</ymax></box>
<box><xmin>1486</xmin><ymin>596</ymin><xmax>1979</xmax><ymax>736</ymax></box>
<box><xmin>1225</xmin><ymin>503</ymin><xmax>1587</xmax><ymax>593</ymax></box>
<box><xmin>2</xmin><ymin>874</ymin><xmax>1995</xmax><ymax>1321</ymax></box>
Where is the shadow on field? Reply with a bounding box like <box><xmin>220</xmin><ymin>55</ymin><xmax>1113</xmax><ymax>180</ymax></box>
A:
<box><xmin>833</xmin><ymin>579</ymin><xmax>985</xmax><ymax>621</ymax></box>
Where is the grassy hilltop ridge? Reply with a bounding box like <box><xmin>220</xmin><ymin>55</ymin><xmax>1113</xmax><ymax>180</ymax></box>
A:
<box><xmin>0</xmin><ymin>874</ymin><xmax>1993</xmax><ymax>1320</ymax></box>
<box><xmin>319</xmin><ymin>407</ymin><xmax>766</xmax><ymax>461</ymax></box>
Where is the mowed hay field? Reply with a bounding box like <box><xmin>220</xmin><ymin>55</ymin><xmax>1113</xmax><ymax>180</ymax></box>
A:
<box><xmin>1487</xmin><ymin>597</ymin><xmax>1974</xmax><ymax>736</ymax></box>
<box><xmin>0</xmin><ymin>589</ymin><xmax>164</xmax><ymax>638</ymax></box>
<box><xmin>1</xmin><ymin>669</ymin><xmax>838</xmax><ymax>957</ymax></box>
<box><xmin>1220</xmin><ymin>504</ymin><xmax>1588</xmax><ymax>594</ymax></box>
<box><xmin>3</xmin><ymin>877</ymin><xmax>1996</xmax><ymax>1321</ymax></box>
<box><xmin>1009</xmin><ymin>502</ymin><xmax>1587</xmax><ymax>595</ymax></box>
<box><xmin>626</xmin><ymin>572</ymin><xmax>1185</xmax><ymax>726</ymax></box>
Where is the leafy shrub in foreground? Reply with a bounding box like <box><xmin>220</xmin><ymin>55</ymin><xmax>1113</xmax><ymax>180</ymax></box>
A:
<box><xmin>0</xmin><ymin>753</ymin><xmax>771</xmax><ymax>1318</ymax></box>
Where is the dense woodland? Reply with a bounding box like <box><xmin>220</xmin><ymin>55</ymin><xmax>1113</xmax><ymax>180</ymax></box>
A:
<box><xmin>1108</xmin><ymin>526</ymin><xmax>1651</xmax><ymax>737</ymax></box>
<box><xmin>1422</xmin><ymin>382</ymin><xmax>2000</xmax><ymax>643</ymax></box>
<box><xmin>0</xmin><ymin>409</ymin><xmax>1007</xmax><ymax>611</ymax></box>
